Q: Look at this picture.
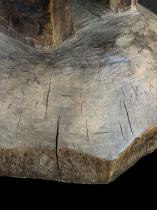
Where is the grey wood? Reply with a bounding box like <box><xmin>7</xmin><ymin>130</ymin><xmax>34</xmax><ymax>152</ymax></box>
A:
<box><xmin>0</xmin><ymin>4</ymin><xmax>157</xmax><ymax>183</ymax></box>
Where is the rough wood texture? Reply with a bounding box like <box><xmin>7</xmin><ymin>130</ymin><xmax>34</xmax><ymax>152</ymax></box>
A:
<box><xmin>0</xmin><ymin>0</ymin><xmax>73</xmax><ymax>48</ymax></box>
<box><xmin>0</xmin><ymin>1</ymin><xmax>157</xmax><ymax>183</ymax></box>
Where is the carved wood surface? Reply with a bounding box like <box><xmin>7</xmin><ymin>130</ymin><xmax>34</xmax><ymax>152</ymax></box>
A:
<box><xmin>0</xmin><ymin>2</ymin><xmax>157</xmax><ymax>183</ymax></box>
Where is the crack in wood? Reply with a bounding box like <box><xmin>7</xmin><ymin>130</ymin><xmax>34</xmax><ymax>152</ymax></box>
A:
<box><xmin>130</xmin><ymin>83</ymin><xmax>137</xmax><ymax>97</ymax></box>
<box><xmin>80</xmin><ymin>85</ymin><xmax>83</xmax><ymax>98</ymax></box>
<box><xmin>81</xmin><ymin>100</ymin><xmax>84</xmax><ymax>116</ymax></box>
<box><xmin>16</xmin><ymin>97</ymin><xmax>24</xmax><ymax>137</ymax></box>
<box><xmin>119</xmin><ymin>121</ymin><xmax>124</xmax><ymax>140</ymax></box>
<box><xmin>86</xmin><ymin>119</ymin><xmax>90</xmax><ymax>142</ymax></box>
<box><xmin>61</xmin><ymin>94</ymin><xmax>72</xmax><ymax>97</ymax></box>
<box><xmin>96</xmin><ymin>62</ymin><xmax>103</xmax><ymax>86</ymax></box>
<box><xmin>16</xmin><ymin>111</ymin><xmax>22</xmax><ymax>137</ymax></box>
<box><xmin>27</xmin><ymin>127</ymin><xmax>30</xmax><ymax>134</ymax></box>
<box><xmin>121</xmin><ymin>88</ymin><xmax>126</xmax><ymax>98</ymax></box>
<box><xmin>55</xmin><ymin>115</ymin><xmax>61</xmax><ymax>181</ymax></box>
<box><xmin>45</xmin><ymin>71</ymin><xmax>53</xmax><ymax>119</ymax></box>
<box><xmin>94</xmin><ymin>131</ymin><xmax>111</xmax><ymax>135</ymax></box>
<box><xmin>123</xmin><ymin>99</ymin><xmax>134</xmax><ymax>135</ymax></box>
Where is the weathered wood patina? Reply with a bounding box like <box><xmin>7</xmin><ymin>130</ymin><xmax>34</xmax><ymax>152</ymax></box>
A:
<box><xmin>0</xmin><ymin>0</ymin><xmax>157</xmax><ymax>183</ymax></box>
